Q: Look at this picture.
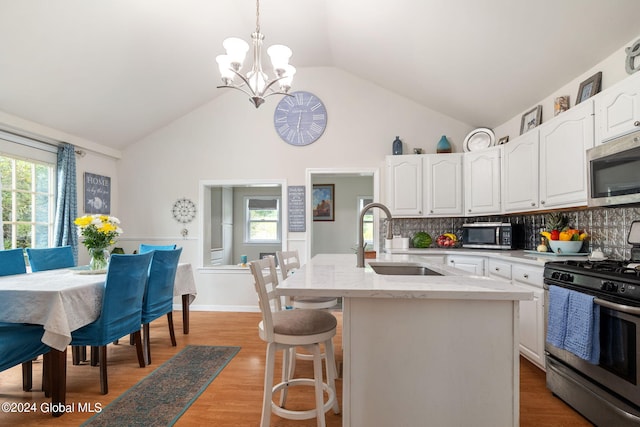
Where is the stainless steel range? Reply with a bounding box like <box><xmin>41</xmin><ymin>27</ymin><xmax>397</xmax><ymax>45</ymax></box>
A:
<box><xmin>544</xmin><ymin>221</ymin><xmax>640</xmax><ymax>426</ymax></box>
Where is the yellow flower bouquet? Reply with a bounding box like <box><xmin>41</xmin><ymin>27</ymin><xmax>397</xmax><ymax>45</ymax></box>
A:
<box><xmin>74</xmin><ymin>214</ymin><xmax>123</xmax><ymax>269</ymax></box>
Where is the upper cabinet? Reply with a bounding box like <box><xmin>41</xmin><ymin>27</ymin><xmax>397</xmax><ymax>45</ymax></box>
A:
<box><xmin>386</xmin><ymin>155</ymin><xmax>423</xmax><ymax>216</ymax></box>
<box><xmin>463</xmin><ymin>146</ymin><xmax>501</xmax><ymax>215</ymax></box>
<box><xmin>424</xmin><ymin>153</ymin><xmax>463</xmax><ymax>216</ymax></box>
<box><xmin>596</xmin><ymin>71</ymin><xmax>640</xmax><ymax>143</ymax></box>
<box><xmin>502</xmin><ymin>130</ymin><xmax>540</xmax><ymax>213</ymax></box>
<box><xmin>539</xmin><ymin>100</ymin><xmax>594</xmax><ymax>209</ymax></box>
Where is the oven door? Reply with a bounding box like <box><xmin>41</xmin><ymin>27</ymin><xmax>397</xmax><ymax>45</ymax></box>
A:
<box><xmin>545</xmin><ymin>289</ymin><xmax>640</xmax><ymax>407</ymax></box>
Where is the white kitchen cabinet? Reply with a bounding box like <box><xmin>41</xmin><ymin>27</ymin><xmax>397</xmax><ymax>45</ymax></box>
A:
<box><xmin>512</xmin><ymin>264</ymin><xmax>545</xmax><ymax>370</ymax></box>
<box><xmin>502</xmin><ymin>130</ymin><xmax>540</xmax><ymax>213</ymax></box>
<box><xmin>446</xmin><ymin>255</ymin><xmax>486</xmax><ymax>276</ymax></box>
<box><xmin>596</xmin><ymin>71</ymin><xmax>640</xmax><ymax>143</ymax></box>
<box><xmin>488</xmin><ymin>258</ymin><xmax>512</xmax><ymax>281</ymax></box>
<box><xmin>539</xmin><ymin>100</ymin><xmax>594</xmax><ymax>209</ymax></box>
<box><xmin>423</xmin><ymin>153</ymin><xmax>463</xmax><ymax>216</ymax></box>
<box><xmin>386</xmin><ymin>155</ymin><xmax>422</xmax><ymax>216</ymax></box>
<box><xmin>463</xmin><ymin>146</ymin><xmax>501</xmax><ymax>215</ymax></box>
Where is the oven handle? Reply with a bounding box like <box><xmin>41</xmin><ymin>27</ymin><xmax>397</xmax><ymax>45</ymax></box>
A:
<box><xmin>594</xmin><ymin>298</ymin><xmax>640</xmax><ymax>316</ymax></box>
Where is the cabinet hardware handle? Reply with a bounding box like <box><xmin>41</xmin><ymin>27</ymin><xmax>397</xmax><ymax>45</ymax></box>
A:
<box><xmin>634</xmin><ymin>120</ymin><xmax>640</xmax><ymax>127</ymax></box>
<box><xmin>495</xmin><ymin>267</ymin><xmax>500</xmax><ymax>271</ymax></box>
<box><xmin>523</xmin><ymin>274</ymin><xmax>529</xmax><ymax>279</ymax></box>
<box><xmin>541</xmin><ymin>201</ymin><xmax>545</xmax><ymax>205</ymax></box>
<box><xmin>531</xmin><ymin>202</ymin><xmax>535</xmax><ymax>206</ymax></box>
<box><xmin>430</xmin><ymin>210</ymin><xmax>434</xmax><ymax>213</ymax></box>
<box><xmin>468</xmin><ymin>209</ymin><xmax>472</xmax><ymax>212</ymax></box>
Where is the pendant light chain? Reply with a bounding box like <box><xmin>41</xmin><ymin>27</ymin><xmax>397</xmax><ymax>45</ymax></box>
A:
<box><xmin>255</xmin><ymin>0</ymin><xmax>260</xmax><ymax>34</ymax></box>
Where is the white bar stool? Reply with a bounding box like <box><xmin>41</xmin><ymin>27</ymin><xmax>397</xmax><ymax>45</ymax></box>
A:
<box><xmin>250</xmin><ymin>256</ymin><xmax>340</xmax><ymax>427</ymax></box>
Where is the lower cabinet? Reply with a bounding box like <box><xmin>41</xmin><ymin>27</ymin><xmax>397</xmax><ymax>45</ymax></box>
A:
<box><xmin>512</xmin><ymin>264</ymin><xmax>545</xmax><ymax>370</ymax></box>
<box><xmin>446</xmin><ymin>255</ymin><xmax>486</xmax><ymax>276</ymax></box>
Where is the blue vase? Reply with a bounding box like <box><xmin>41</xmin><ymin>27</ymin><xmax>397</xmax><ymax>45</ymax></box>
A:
<box><xmin>392</xmin><ymin>136</ymin><xmax>403</xmax><ymax>155</ymax></box>
<box><xmin>436</xmin><ymin>135</ymin><xmax>452</xmax><ymax>153</ymax></box>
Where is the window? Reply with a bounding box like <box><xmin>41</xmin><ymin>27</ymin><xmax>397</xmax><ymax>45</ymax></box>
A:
<box><xmin>1</xmin><ymin>154</ymin><xmax>55</xmax><ymax>249</ymax></box>
<box><xmin>358</xmin><ymin>196</ymin><xmax>374</xmax><ymax>246</ymax></box>
<box><xmin>245</xmin><ymin>196</ymin><xmax>281</xmax><ymax>243</ymax></box>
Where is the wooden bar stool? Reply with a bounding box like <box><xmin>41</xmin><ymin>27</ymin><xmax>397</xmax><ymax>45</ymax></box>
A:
<box><xmin>249</xmin><ymin>256</ymin><xmax>340</xmax><ymax>427</ymax></box>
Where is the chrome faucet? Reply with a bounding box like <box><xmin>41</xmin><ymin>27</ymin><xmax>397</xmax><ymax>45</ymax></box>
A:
<box><xmin>357</xmin><ymin>202</ymin><xmax>393</xmax><ymax>267</ymax></box>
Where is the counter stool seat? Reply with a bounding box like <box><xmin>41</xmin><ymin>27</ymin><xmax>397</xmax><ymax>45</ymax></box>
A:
<box><xmin>250</xmin><ymin>256</ymin><xmax>340</xmax><ymax>427</ymax></box>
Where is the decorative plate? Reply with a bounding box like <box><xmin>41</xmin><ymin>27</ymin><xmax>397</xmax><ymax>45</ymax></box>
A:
<box><xmin>463</xmin><ymin>128</ymin><xmax>496</xmax><ymax>152</ymax></box>
<box><xmin>172</xmin><ymin>198</ymin><xmax>196</xmax><ymax>224</ymax></box>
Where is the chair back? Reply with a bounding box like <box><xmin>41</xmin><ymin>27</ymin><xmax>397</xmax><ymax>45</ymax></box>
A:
<box><xmin>276</xmin><ymin>250</ymin><xmax>300</xmax><ymax>279</ymax></box>
<box><xmin>249</xmin><ymin>256</ymin><xmax>282</xmax><ymax>342</ymax></box>
<box><xmin>73</xmin><ymin>253</ymin><xmax>153</xmax><ymax>345</ymax></box>
<box><xmin>139</xmin><ymin>244</ymin><xmax>177</xmax><ymax>254</ymax></box>
<box><xmin>0</xmin><ymin>249</ymin><xmax>27</xmax><ymax>276</ymax></box>
<box><xmin>26</xmin><ymin>246</ymin><xmax>75</xmax><ymax>272</ymax></box>
<box><xmin>0</xmin><ymin>323</ymin><xmax>50</xmax><ymax>372</ymax></box>
<box><xmin>141</xmin><ymin>248</ymin><xmax>182</xmax><ymax>324</ymax></box>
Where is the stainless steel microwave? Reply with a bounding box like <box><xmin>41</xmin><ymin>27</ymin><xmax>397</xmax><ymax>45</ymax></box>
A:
<box><xmin>461</xmin><ymin>222</ymin><xmax>524</xmax><ymax>250</ymax></box>
<box><xmin>587</xmin><ymin>130</ymin><xmax>640</xmax><ymax>207</ymax></box>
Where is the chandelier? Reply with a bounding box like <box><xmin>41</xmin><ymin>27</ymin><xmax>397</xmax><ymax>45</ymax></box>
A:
<box><xmin>215</xmin><ymin>0</ymin><xmax>296</xmax><ymax>108</ymax></box>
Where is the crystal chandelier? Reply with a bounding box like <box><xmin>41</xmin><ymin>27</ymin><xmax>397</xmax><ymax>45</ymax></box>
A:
<box><xmin>215</xmin><ymin>0</ymin><xmax>296</xmax><ymax>108</ymax></box>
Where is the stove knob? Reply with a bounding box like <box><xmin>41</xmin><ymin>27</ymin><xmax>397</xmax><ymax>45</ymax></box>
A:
<box><xmin>601</xmin><ymin>281</ymin><xmax>618</xmax><ymax>292</ymax></box>
<box><xmin>560</xmin><ymin>273</ymin><xmax>573</xmax><ymax>282</ymax></box>
<box><xmin>551</xmin><ymin>272</ymin><xmax>561</xmax><ymax>280</ymax></box>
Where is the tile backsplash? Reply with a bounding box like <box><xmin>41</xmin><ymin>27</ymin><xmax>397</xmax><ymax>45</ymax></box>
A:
<box><xmin>388</xmin><ymin>206</ymin><xmax>640</xmax><ymax>260</ymax></box>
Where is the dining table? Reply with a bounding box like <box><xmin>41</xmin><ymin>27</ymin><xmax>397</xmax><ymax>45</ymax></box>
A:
<box><xmin>0</xmin><ymin>262</ymin><xmax>197</xmax><ymax>416</ymax></box>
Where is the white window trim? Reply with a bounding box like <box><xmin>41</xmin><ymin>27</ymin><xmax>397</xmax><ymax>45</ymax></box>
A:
<box><xmin>244</xmin><ymin>195</ymin><xmax>282</xmax><ymax>244</ymax></box>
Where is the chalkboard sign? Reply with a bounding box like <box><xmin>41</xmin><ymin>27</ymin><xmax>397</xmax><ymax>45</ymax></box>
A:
<box><xmin>287</xmin><ymin>185</ymin><xmax>306</xmax><ymax>232</ymax></box>
<box><xmin>84</xmin><ymin>172</ymin><xmax>111</xmax><ymax>214</ymax></box>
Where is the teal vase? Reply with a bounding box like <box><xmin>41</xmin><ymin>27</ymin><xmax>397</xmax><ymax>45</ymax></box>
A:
<box><xmin>436</xmin><ymin>135</ymin><xmax>452</xmax><ymax>153</ymax></box>
<box><xmin>392</xmin><ymin>136</ymin><xmax>403</xmax><ymax>155</ymax></box>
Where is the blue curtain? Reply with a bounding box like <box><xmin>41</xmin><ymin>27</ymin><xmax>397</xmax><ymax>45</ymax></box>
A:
<box><xmin>53</xmin><ymin>143</ymin><xmax>79</xmax><ymax>262</ymax></box>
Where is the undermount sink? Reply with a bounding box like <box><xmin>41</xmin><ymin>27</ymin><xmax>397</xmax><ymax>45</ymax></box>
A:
<box><xmin>368</xmin><ymin>262</ymin><xmax>443</xmax><ymax>276</ymax></box>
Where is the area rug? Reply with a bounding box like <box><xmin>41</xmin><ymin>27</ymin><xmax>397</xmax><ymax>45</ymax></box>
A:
<box><xmin>81</xmin><ymin>345</ymin><xmax>240</xmax><ymax>426</ymax></box>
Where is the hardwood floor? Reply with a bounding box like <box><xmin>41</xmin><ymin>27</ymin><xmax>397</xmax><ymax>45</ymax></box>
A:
<box><xmin>0</xmin><ymin>311</ymin><xmax>592</xmax><ymax>426</ymax></box>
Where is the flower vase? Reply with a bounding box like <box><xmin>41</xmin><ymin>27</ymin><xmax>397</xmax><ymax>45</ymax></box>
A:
<box><xmin>89</xmin><ymin>248</ymin><xmax>109</xmax><ymax>270</ymax></box>
<box><xmin>436</xmin><ymin>135</ymin><xmax>452</xmax><ymax>153</ymax></box>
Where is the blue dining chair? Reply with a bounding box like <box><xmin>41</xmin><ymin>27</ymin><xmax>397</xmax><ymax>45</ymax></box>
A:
<box><xmin>141</xmin><ymin>247</ymin><xmax>182</xmax><ymax>364</ymax></box>
<box><xmin>0</xmin><ymin>323</ymin><xmax>50</xmax><ymax>392</ymax></box>
<box><xmin>0</xmin><ymin>248</ymin><xmax>27</xmax><ymax>276</ymax></box>
<box><xmin>26</xmin><ymin>246</ymin><xmax>76</xmax><ymax>272</ymax></box>
<box><xmin>70</xmin><ymin>252</ymin><xmax>153</xmax><ymax>394</ymax></box>
<box><xmin>139</xmin><ymin>243</ymin><xmax>176</xmax><ymax>254</ymax></box>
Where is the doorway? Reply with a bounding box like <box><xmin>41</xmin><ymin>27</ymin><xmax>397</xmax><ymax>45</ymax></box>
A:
<box><xmin>305</xmin><ymin>168</ymin><xmax>379</xmax><ymax>259</ymax></box>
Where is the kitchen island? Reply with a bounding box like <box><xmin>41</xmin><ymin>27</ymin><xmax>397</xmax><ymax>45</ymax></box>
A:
<box><xmin>278</xmin><ymin>253</ymin><xmax>532</xmax><ymax>427</ymax></box>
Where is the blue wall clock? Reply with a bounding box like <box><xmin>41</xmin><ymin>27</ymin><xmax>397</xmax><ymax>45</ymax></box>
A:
<box><xmin>273</xmin><ymin>91</ymin><xmax>327</xmax><ymax>146</ymax></box>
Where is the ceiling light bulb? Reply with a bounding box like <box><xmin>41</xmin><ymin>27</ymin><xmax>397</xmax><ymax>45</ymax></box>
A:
<box><xmin>216</xmin><ymin>55</ymin><xmax>235</xmax><ymax>81</ymax></box>
<box><xmin>222</xmin><ymin>37</ymin><xmax>249</xmax><ymax>70</ymax></box>
<box><xmin>267</xmin><ymin>44</ymin><xmax>292</xmax><ymax>73</ymax></box>
<box><xmin>278</xmin><ymin>65</ymin><xmax>296</xmax><ymax>91</ymax></box>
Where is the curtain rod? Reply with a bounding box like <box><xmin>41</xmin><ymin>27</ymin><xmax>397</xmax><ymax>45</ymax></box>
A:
<box><xmin>0</xmin><ymin>128</ymin><xmax>85</xmax><ymax>157</ymax></box>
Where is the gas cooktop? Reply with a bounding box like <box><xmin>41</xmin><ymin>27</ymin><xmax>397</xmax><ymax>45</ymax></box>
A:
<box><xmin>544</xmin><ymin>259</ymin><xmax>640</xmax><ymax>303</ymax></box>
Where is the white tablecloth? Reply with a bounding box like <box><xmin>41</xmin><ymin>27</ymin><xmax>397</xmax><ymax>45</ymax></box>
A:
<box><xmin>0</xmin><ymin>269</ymin><xmax>104</xmax><ymax>351</ymax></box>
<box><xmin>175</xmin><ymin>263</ymin><xmax>197</xmax><ymax>304</ymax></box>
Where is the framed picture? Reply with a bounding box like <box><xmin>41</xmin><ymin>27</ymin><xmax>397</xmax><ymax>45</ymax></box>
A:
<box><xmin>312</xmin><ymin>184</ymin><xmax>334</xmax><ymax>221</ymax></box>
<box><xmin>576</xmin><ymin>71</ymin><xmax>602</xmax><ymax>104</ymax></box>
<box><xmin>497</xmin><ymin>136</ymin><xmax>509</xmax><ymax>145</ymax></box>
<box><xmin>554</xmin><ymin>95</ymin><xmax>570</xmax><ymax>116</ymax></box>
<box><xmin>520</xmin><ymin>105</ymin><xmax>542</xmax><ymax>135</ymax></box>
<box><xmin>84</xmin><ymin>172</ymin><xmax>111</xmax><ymax>214</ymax></box>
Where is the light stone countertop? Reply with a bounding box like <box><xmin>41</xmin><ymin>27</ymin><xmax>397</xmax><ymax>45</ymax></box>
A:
<box><xmin>386</xmin><ymin>247</ymin><xmax>590</xmax><ymax>266</ymax></box>
<box><xmin>278</xmin><ymin>253</ymin><xmax>532</xmax><ymax>301</ymax></box>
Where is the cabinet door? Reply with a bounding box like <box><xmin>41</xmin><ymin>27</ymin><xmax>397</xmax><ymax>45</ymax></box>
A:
<box><xmin>463</xmin><ymin>147</ymin><xmax>501</xmax><ymax>215</ymax></box>
<box><xmin>446</xmin><ymin>255</ymin><xmax>486</xmax><ymax>276</ymax></box>
<box><xmin>597</xmin><ymin>71</ymin><xmax>640</xmax><ymax>142</ymax></box>
<box><xmin>424</xmin><ymin>153</ymin><xmax>463</xmax><ymax>216</ymax></box>
<box><xmin>386</xmin><ymin>155</ymin><xmax>423</xmax><ymax>216</ymax></box>
<box><xmin>539</xmin><ymin>100</ymin><xmax>594</xmax><ymax>209</ymax></box>
<box><xmin>515</xmin><ymin>283</ymin><xmax>545</xmax><ymax>370</ymax></box>
<box><xmin>502</xmin><ymin>131</ymin><xmax>540</xmax><ymax>213</ymax></box>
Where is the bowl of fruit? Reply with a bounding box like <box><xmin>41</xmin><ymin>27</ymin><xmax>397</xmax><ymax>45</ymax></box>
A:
<box><xmin>436</xmin><ymin>233</ymin><xmax>459</xmax><ymax>248</ymax></box>
<box><xmin>540</xmin><ymin>212</ymin><xmax>588</xmax><ymax>254</ymax></box>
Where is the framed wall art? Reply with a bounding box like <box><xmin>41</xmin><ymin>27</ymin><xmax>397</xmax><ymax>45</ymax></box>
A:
<box><xmin>576</xmin><ymin>71</ymin><xmax>602</xmax><ymax>104</ymax></box>
<box><xmin>84</xmin><ymin>172</ymin><xmax>111</xmax><ymax>214</ymax></box>
<box><xmin>520</xmin><ymin>105</ymin><xmax>542</xmax><ymax>135</ymax></box>
<box><xmin>312</xmin><ymin>184</ymin><xmax>334</xmax><ymax>221</ymax></box>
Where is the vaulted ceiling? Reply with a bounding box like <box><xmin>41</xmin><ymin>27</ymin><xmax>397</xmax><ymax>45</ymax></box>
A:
<box><xmin>1</xmin><ymin>0</ymin><xmax>639</xmax><ymax>149</ymax></box>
